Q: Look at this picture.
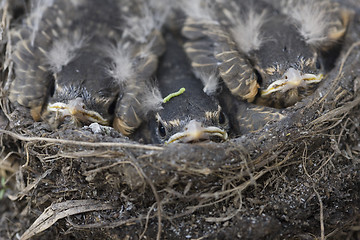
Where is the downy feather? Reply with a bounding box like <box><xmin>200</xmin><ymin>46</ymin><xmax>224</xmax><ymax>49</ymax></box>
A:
<box><xmin>197</xmin><ymin>71</ymin><xmax>219</xmax><ymax>96</ymax></box>
<box><xmin>141</xmin><ymin>82</ymin><xmax>163</xmax><ymax>115</ymax></box>
<box><xmin>279</xmin><ymin>0</ymin><xmax>340</xmax><ymax>46</ymax></box>
<box><xmin>123</xmin><ymin>0</ymin><xmax>170</xmax><ymax>43</ymax></box>
<box><xmin>47</xmin><ymin>31</ymin><xmax>88</xmax><ymax>73</ymax></box>
<box><xmin>230</xmin><ymin>8</ymin><xmax>267</xmax><ymax>53</ymax></box>
<box><xmin>288</xmin><ymin>1</ymin><xmax>329</xmax><ymax>44</ymax></box>
<box><xmin>104</xmin><ymin>41</ymin><xmax>135</xmax><ymax>85</ymax></box>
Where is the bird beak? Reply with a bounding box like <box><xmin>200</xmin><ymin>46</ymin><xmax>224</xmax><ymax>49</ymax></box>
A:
<box><xmin>165</xmin><ymin>120</ymin><xmax>228</xmax><ymax>144</ymax></box>
<box><xmin>261</xmin><ymin>68</ymin><xmax>323</xmax><ymax>96</ymax></box>
<box><xmin>46</xmin><ymin>98</ymin><xmax>109</xmax><ymax>125</ymax></box>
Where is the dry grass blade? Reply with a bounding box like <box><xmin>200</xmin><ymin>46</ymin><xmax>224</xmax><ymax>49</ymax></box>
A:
<box><xmin>20</xmin><ymin>200</ymin><xmax>115</xmax><ymax>240</ymax></box>
<box><xmin>319</xmin><ymin>40</ymin><xmax>360</xmax><ymax>103</ymax></box>
<box><xmin>0</xmin><ymin>1</ymin><xmax>359</xmax><ymax>239</ymax></box>
<box><xmin>0</xmin><ymin>129</ymin><xmax>164</xmax><ymax>151</ymax></box>
<box><xmin>7</xmin><ymin>169</ymin><xmax>52</xmax><ymax>201</ymax></box>
<box><xmin>311</xmin><ymin>94</ymin><xmax>360</xmax><ymax>126</ymax></box>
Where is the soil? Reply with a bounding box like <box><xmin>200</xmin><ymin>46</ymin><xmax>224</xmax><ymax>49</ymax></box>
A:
<box><xmin>0</xmin><ymin>1</ymin><xmax>360</xmax><ymax>240</ymax></box>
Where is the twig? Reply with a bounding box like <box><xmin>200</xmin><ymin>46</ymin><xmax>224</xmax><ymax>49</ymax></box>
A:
<box><xmin>310</xmin><ymin>94</ymin><xmax>360</xmax><ymax>126</ymax></box>
<box><xmin>140</xmin><ymin>202</ymin><xmax>157</xmax><ymax>239</ymax></box>
<box><xmin>0</xmin><ymin>129</ymin><xmax>164</xmax><ymax>151</ymax></box>
<box><xmin>313</xmin><ymin>186</ymin><xmax>325</xmax><ymax>240</ymax></box>
<box><xmin>319</xmin><ymin>41</ymin><xmax>360</xmax><ymax>103</ymax></box>
<box><xmin>313</xmin><ymin>153</ymin><xmax>335</xmax><ymax>176</ymax></box>
<box><xmin>302</xmin><ymin>142</ymin><xmax>312</xmax><ymax>179</ymax></box>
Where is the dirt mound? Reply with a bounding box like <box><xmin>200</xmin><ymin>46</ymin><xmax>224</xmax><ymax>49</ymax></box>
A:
<box><xmin>1</xmin><ymin>1</ymin><xmax>360</xmax><ymax>239</ymax></box>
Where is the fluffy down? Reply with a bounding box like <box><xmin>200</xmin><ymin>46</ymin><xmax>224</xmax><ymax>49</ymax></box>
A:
<box><xmin>104</xmin><ymin>42</ymin><xmax>135</xmax><ymax>85</ymax></box>
<box><xmin>46</xmin><ymin>32</ymin><xmax>88</xmax><ymax>73</ymax></box>
<box><xmin>230</xmin><ymin>8</ymin><xmax>268</xmax><ymax>53</ymax></box>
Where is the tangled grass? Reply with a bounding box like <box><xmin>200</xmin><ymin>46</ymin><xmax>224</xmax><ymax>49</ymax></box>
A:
<box><xmin>0</xmin><ymin>1</ymin><xmax>360</xmax><ymax>239</ymax></box>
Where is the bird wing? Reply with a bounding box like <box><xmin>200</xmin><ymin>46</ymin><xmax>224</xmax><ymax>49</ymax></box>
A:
<box><xmin>181</xmin><ymin>0</ymin><xmax>259</xmax><ymax>102</ymax></box>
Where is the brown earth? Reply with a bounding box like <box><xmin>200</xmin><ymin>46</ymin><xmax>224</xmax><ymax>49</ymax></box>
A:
<box><xmin>1</xmin><ymin>1</ymin><xmax>360</xmax><ymax>239</ymax></box>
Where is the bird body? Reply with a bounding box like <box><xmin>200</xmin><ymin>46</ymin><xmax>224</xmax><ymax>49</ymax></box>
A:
<box><xmin>180</xmin><ymin>0</ymin><xmax>349</xmax><ymax>133</ymax></box>
<box><xmin>148</xmin><ymin>31</ymin><xmax>229</xmax><ymax>144</ymax></box>
<box><xmin>181</xmin><ymin>0</ymin><xmax>349</xmax><ymax>108</ymax></box>
<box><xmin>6</xmin><ymin>0</ymin><xmax>350</xmax><ymax>139</ymax></box>
<box><xmin>8</xmin><ymin>0</ymin><xmax>167</xmax><ymax>134</ymax></box>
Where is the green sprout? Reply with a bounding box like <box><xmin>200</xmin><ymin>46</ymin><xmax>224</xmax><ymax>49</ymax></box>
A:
<box><xmin>163</xmin><ymin>88</ymin><xmax>186</xmax><ymax>103</ymax></box>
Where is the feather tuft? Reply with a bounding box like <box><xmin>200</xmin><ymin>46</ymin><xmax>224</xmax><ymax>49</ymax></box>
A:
<box><xmin>197</xmin><ymin>71</ymin><xmax>219</xmax><ymax>96</ymax></box>
<box><xmin>288</xmin><ymin>1</ymin><xmax>329</xmax><ymax>45</ymax></box>
<box><xmin>230</xmin><ymin>9</ymin><xmax>267</xmax><ymax>53</ymax></box>
<box><xmin>148</xmin><ymin>0</ymin><xmax>172</xmax><ymax>27</ymax></box>
<box><xmin>279</xmin><ymin>0</ymin><xmax>348</xmax><ymax>46</ymax></box>
<box><xmin>105</xmin><ymin>42</ymin><xmax>135</xmax><ymax>85</ymax></box>
<box><xmin>123</xmin><ymin>0</ymin><xmax>170</xmax><ymax>43</ymax></box>
<box><xmin>47</xmin><ymin>32</ymin><xmax>88</xmax><ymax>73</ymax></box>
<box><xmin>141</xmin><ymin>82</ymin><xmax>163</xmax><ymax>115</ymax></box>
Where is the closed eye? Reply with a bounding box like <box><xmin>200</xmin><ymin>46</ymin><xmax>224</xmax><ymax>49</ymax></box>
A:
<box><xmin>315</xmin><ymin>58</ymin><xmax>322</xmax><ymax>70</ymax></box>
<box><xmin>254</xmin><ymin>69</ymin><xmax>263</xmax><ymax>85</ymax></box>
<box><xmin>218</xmin><ymin>111</ymin><xmax>226</xmax><ymax>125</ymax></box>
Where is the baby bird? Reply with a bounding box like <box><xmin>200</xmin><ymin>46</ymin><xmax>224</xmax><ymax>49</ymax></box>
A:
<box><xmin>180</xmin><ymin>0</ymin><xmax>349</xmax><ymax>134</ymax></box>
<box><xmin>8</xmin><ymin>0</ymin><xmax>167</xmax><ymax>134</ymax></box>
<box><xmin>147</xmin><ymin>31</ymin><xmax>229</xmax><ymax>144</ymax></box>
<box><xmin>181</xmin><ymin>0</ymin><xmax>349</xmax><ymax>108</ymax></box>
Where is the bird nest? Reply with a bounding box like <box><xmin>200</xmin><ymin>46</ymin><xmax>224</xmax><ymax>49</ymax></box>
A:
<box><xmin>1</xmin><ymin>2</ymin><xmax>360</xmax><ymax>240</ymax></box>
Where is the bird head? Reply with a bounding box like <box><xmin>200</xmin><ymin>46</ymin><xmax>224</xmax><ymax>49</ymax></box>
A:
<box><xmin>224</xmin><ymin>0</ymin><xmax>349</xmax><ymax>108</ymax></box>
<box><xmin>148</xmin><ymin>32</ymin><xmax>229</xmax><ymax>144</ymax></box>
<box><xmin>43</xmin><ymin>46</ymin><xmax>118</xmax><ymax>128</ymax></box>
<box><xmin>252</xmin><ymin>16</ymin><xmax>324</xmax><ymax>107</ymax></box>
<box><xmin>153</xmin><ymin>102</ymin><xmax>229</xmax><ymax>144</ymax></box>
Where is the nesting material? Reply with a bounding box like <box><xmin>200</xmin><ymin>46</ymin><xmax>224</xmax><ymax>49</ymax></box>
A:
<box><xmin>0</xmin><ymin>1</ymin><xmax>360</xmax><ymax>239</ymax></box>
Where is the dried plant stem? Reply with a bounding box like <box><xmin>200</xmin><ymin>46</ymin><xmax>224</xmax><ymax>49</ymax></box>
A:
<box><xmin>0</xmin><ymin>129</ymin><xmax>164</xmax><ymax>151</ymax></box>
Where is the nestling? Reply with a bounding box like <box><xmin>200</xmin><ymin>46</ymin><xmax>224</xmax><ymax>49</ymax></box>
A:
<box><xmin>8</xmin><ymin>0</ymin><xmax>168</xmax><ymax>134</ymax></box>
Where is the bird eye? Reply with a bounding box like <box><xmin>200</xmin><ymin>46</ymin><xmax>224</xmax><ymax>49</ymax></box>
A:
<box><xmin>49</xmin><ymin>76</ymin><xmax>55</xmax><ymax>97</ymax></box>
<box><xmin>315</xmin><ymin>58</ymin><xmax>322</xmax><ymax>70</ymax></box>
<box><xmin>254</xmin><ymin>69</ymin><xmax>263</xmax><ymax>85</ymax></box>
<box><xmin>107</xmin><ymin>99</ymin><xmax>117</xmax><ymax>115</ymax></box>
<box><xmin>218</xmin><ymin>111</ymin><xmax>226</xmax><ymax>125</ymax></box>
<box><xmin>158</xmin><ymin>122</ymin><xmax>167</xmax><ymax>138</ymax></box>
